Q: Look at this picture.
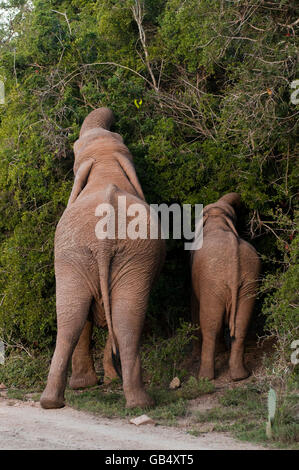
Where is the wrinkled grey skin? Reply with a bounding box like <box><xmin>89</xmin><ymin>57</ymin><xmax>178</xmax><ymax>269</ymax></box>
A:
<box><xmin>191</xmin><ymin>193</ymin><xmax>261</xmax><ymax>381</ymax></box>
<box><xmin>40</xmin><ymin>108</ymin><xmax>165</xmax><ymax>409</ymax></box>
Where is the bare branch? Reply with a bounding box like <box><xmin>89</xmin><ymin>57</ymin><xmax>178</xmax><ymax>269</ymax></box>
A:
<box><xmin>51</xmin><ymin>9</ymin><xmax>72</xmax><ymax>35</ymax></box>
<box><xmin>131</xmin><ymin>0</ymin><xmax>158</xmax><ymax>91</ymax></box>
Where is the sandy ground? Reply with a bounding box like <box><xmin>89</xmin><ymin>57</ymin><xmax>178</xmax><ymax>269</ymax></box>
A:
<box><xmin>0</xmin><ymin>397</ymin><xmax>266</xmax><ymax>450</ymax></box>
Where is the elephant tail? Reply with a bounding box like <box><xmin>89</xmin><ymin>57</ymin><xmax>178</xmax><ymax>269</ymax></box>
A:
<box><xmin>97</xmin><ymin>183</ymin><xmax>121</xmax><ymax>357</ymax></box>
<box><xmin>99</xmin><ymin>262</ymin><xmax>117</xmax><ymax>356</ymax></box>
<box><xmin>229</xmin><ymin>236</ymin><xmax>240</xmax><ymax>340</ymax></box>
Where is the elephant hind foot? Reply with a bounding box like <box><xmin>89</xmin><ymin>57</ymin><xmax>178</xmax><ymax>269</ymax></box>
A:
<box><xmin>103</xmin><ymin>357</ymin><xmax>120</xmax><ymax>384</ymax></box>
<box><xmin>125</xmin><ymin>390</ymin><xmax>154</xmax><ymax>409</ymax></box>
<box><xmin>199</xmin><ymin>366</ymin><xmax>215</xmax><ymax>381</ymax></box>
<box><xmin>229</xmin><ymin>363</ymin><xmax>250</xmax><ymax>381</ymax></box>
<box><xmin>103</xmin><ymin>373</ymin><xmax>119</xmax><ymax>385</ymax></box>
<box><xmin>69</xmin><ymin>371</ymin><xmax>98</xmax><ymax>390</ymax></box>
<box><xmin>230</xmin><ymin>368</ymin><xmax>250</xmax><ymax>381</ymax></box>
<box><xmin>40</xmin><ymin>391</ymin><xmax>65</xmax><ymax>409</ymax></box>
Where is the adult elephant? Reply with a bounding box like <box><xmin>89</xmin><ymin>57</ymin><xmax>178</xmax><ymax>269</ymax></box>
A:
<box><xmin>40</xmin><ymin>108</ymin><xmax>165</xmax><ymax>409</ymax></box>
<box><xmin>191</xmin><ymin>193</ymin><xmax>261</xmax><ymax>381</ymax></box>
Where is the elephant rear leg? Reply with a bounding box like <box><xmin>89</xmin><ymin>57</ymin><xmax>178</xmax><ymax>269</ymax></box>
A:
<box><xmin>69</xmin><ymin>318</ymin><xmax>98</xmax><ymax>389</ymax></box>
<box><xmin>229</xmin><ymin>295</ymin><xmax>255</xmax><ymax>381</ymax></box>
<box><xmin>199</xmin><ymin>295</ymin><xmax>225</xmax><ymax>380</ymax></box>
<box><xmin>111</xmin><ymin>286</ymin><xmax>153</xmax><ymax>409</ymax></box>
<box><xmin>191</xmin><ymin>289</ymin><xmax>201</xmax><ymax>360</ymax></box>
<box><xmin>40</xmin><ymin>262</ymin><xmax>92</xmax><ymax>409</ymax></box>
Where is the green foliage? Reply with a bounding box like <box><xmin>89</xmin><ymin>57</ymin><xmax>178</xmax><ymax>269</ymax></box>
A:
<box><xmin>66</xmin><ymin>386</ymin><xmax>189</xmax><ymax>424</ymax></box>
<box><xmin>262</xmin><ymin>224</ymin><xmax>299</xmax><ymax>370</ymax></box>
<box><xmin>0</xmin><ymin>350</ymin><xmax>50</xmax><ymax>390</ymax></box>
<box><xmin>141</xmin><ymin>321</ymin><xmax>198</xmax><ymax>385</ymax></box>
<box><xmin>0</xmin><ymin>0</ymin><xmax>298</xmax><ymax>361</ymax></box>
<box><xmin>196</xmin><ymin>384</ymin><xmax>299</xmax><ymax>448</ymax></box>
<box><xmin>218</xmin><ymin>385</ymin><xmax>264</xmax><ymax>408</ymax></box>
<box><xmin>177</xmin><ymin>376</ymin><xmax>215</xmax><ymax>399</ymax></box>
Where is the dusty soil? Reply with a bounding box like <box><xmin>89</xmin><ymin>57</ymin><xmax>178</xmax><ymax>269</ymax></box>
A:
<box><xmin>0</xmin><ymin>397</ymin><xmax>266</xmax><ymax>450</ymax></box>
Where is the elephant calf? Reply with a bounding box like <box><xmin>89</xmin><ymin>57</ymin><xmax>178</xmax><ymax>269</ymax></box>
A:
<box><xmin>191</xmin><ymin>193</ymin><xmax>261</xmax><ymax>381</ymax></box>
<box><xmin>40</xmin><ymin>108</ymin><xmax>165</xmax><ymax>409</ymax></box>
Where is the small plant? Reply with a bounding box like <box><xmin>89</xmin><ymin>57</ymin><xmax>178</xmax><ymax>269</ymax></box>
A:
<box><xmin>266</xmin><ymin>388</ymin><xmax>277</xmax><ymax>439</ymax></box>
<box><xmin>177</xmin><ymin>376</ymin><xmax>214</xmax><ymax>399</ymax></box>
<box><xmin>0</xmin><ymin>350</ymin><xmax>51</xmax><ymax>391</ymax></box>
<box><xmin>141</xmin><ymin>321</ymin><xmax>199</xmax><ymax>385</ymax></box>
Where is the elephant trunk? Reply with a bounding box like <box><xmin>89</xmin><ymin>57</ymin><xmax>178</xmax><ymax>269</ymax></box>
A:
<box><xmin>218</xmin><ymin>192</ymin><xmax>241</xmax><ymax>210</ymax></box>
<box><xmin>79</xmin><ymin>107</ymin><xmax>115</xmax><ymax>137</ymax></box>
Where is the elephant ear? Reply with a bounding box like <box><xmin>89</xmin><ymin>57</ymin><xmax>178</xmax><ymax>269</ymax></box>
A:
<box><xmin>116</xmin><ymin>153</ymin><xmax>145</xmax><ymax>201</ymax></box>
<box><xmin>217</xmin><ymin>201</ymin><xmax>239</xmax><ymax>236</ymax></box>
<box><xmin>204</xmin><ymin>202</ymin><xmax>239</xmax><ymax>237</ymax></box>
<box><xmin>224</xmin><ymin>214</ymin><xmax>239</xmax><ymax>237</ymax></box>
<box><xmin>202</xmin><ymin>213</ymin><xmax>209</xmax><ymax>227</ymax></box>
<box><xmin>67</xmin><ymin>158</ymin><xmax>94</xmax><ymax>207</ymax></box>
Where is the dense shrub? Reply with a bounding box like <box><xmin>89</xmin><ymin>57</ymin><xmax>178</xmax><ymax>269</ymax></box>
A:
<box><xmin>0</xmin><ymin>1</ymin><xmax>298</xmax><ymax>365</ymax></box>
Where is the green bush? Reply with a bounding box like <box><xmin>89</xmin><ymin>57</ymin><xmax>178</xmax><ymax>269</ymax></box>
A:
<box><xmin>0</xmin><ymin>350</ymin><xmax>51</xmax><ymax>390</ymax></box>
<box><xmin>262</xmin><ymin>223</ymin><xmax>299</xmax><ymax>377</ymax></box>
<box><xmin>177</xmin><ymin>376</ymin><xmax>215</xmax><ymax>399</ymax></box>
<box><xmin>0</xmin><ymin>0</ymin><xmax>298</xmax><ymax>363</ymax></box>
<box><xmin>141</xmin><ymin>321</ymin><xmax>198</xmax><ymax>385</ymax></box>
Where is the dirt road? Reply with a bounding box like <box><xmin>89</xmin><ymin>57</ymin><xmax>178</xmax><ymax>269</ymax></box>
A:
<box><xmin>0</xmin><ymin>397</ymin><xmax>265</xmax><ymax>450</ymax></box>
